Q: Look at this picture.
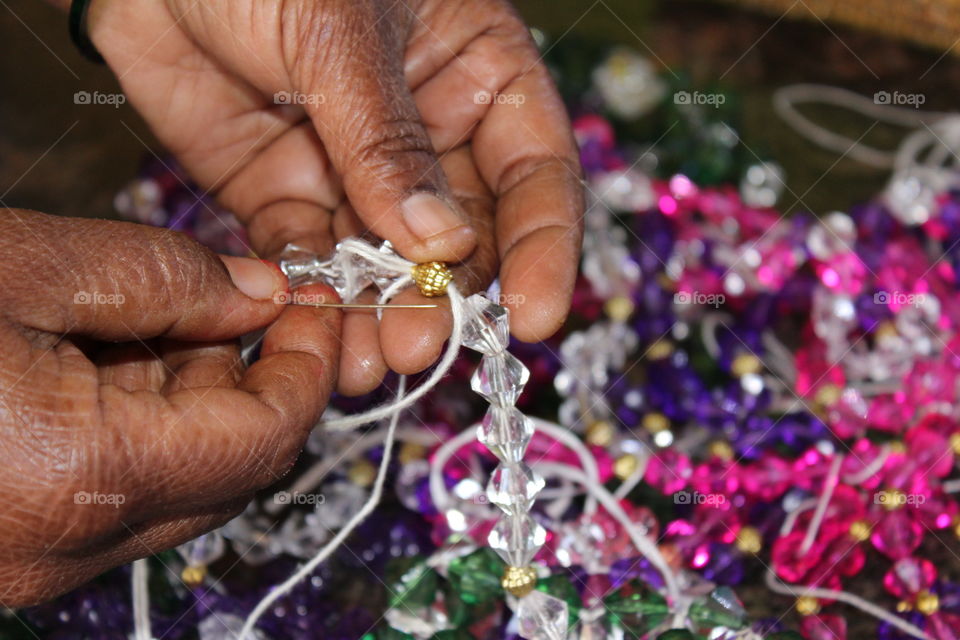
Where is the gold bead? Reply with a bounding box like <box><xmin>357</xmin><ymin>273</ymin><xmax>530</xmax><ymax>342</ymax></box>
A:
<box><xmin>501</xmin><ymin>565</ymin><xmax>537</xmax><ymax>597</ymax></box>
<box><xmin>613</xmin><ymin>454</ymin><xmax>639</xmax><ymax>480</ymax></box>
<box><xmin>950</xmin><ymin>432</ymin><xmax>960</xmax><ymax>456</ymax></box>
<box><xmin>916</xmin><ymin>590</ymin><xmax>940</xmax><ymax>616</ymax></box>
<box><xmin>849</xmin><ymin>519</ymin><xmax>872</xmax><ymax>542</ymax></box>
<box><xmin>181</xmin><ymin>565</ymin><xmax>206</xmax><ymax>587</ymax></box>
<box><xmin>708</xmin><ymin>440</ymin><xmax>734</xmax><ymax>461</ymax></box>
<box><xmin>398</xmin><ymin>442</ymin><xmax>427</xmax><ymax>465</ymax></box>
<box><xmin>585</xmin><ymin>420</ymin><xmax>615</xmax><ymax>447</ymax></box>
<box><xmin>814</xmin><ymin>383</ymin><xmax>842</xmax><ymax>409</ymax></box>
<box><xmin>888</xmin><ymin>441</ymin><xmax>907</xmax><ymax>455</ymax></box>
<box><xmin>411</xmin><ymin>261</ymin><xmax>453</xmax><ymax>297</ymax></box>
<box><xmin>735</xmin><ymin>526</ymin><xmax>762</xmax><ymax>554</ymax></box>
<box><xmin>880</xmin><ymin>489</ymin><xmax>905</xmax><ymax>511</ymax></box>
<box><xmin>604</xmin><ymin>296</ymin><xmax>635</xmax><ymax>322</ymax></box>
<box><xmin>952</xmin><ymin>514</ymin><xmax>960</xmax><ymax>539</ymax></box>
<box><xmin>796</xmin><ymin>596</ymin><xmax>821</xmax><ymax>616</ymax></box>
<box><xmin>875</xmin><ymin>320</ymin><xmax>899</xmax><ymax>341</ymax></box>
<box><xmin>348</xmin><ymin>459</ymin><xmax>376</xmax><ymax>488</ymax></box>
<box><xmin>731</xmin><ymin>353</ymin><xmax>762</xmax><ymax>377</ymax></box>
<box><xmin>642</xmin><ymin>412</ymin><xmax>670</xmax><ymax>434</ymax></box>
<box><xmin>646</xmin><ymin>339</ymin><xmax>674</xmax><ymax>360</ymax></box>
<box><xmin>897</xmin><ymin>600</ymin><xmax>913</xmax><ymax>613</ymax></box>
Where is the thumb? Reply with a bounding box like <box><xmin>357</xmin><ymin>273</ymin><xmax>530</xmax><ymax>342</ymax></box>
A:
<box><xmin>291</xmin><ymin>8</ymin><xmax>476</xmax><ymax>263</ymax></box>
<box><xmin>1</xmin><ymin>210</ymin><xmax>288</xmax><ymax>341</ymax></box>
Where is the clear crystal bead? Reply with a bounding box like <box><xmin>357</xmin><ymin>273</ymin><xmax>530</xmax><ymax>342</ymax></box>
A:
<box><xmin>487</xmin><ymin>463</ymin><xmax>545</xmax><ymax>515</ymax></box>
<box><xmin>462</xmin><ymin>295</ymin><xmax>510</xmax><ymax>354</ymax></box>
<box><xmin>477</xmin><ymin>406</ymin><xmax>534</xmax><ymax>463</ymax></box>
<box><xmin>488</xmin><ymin>514</ymin><xmax>546</xmax><ymax>567</ymax></box>
<box><xmin>516</xmin><ymin>590</ymin><xmax>569</xmax><ymax>640</ymax></box>
<box><xmin>199</xmin><ymin>613</ymin><xmax>269</xmax><ymax>640</ymax></box>
<box><xmin>471</xmin><ymin>353</ymin><xmax>530</xmax><ymax>406</ymax></box>
<box><xmin>177</xmin><ymin>531</ymin><xmax>225</xmax><ymax>567</ymax></box>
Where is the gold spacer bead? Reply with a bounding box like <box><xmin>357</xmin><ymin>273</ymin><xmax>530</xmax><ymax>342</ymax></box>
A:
<box><xmin>642</xmin><ymin>412</ymin><xmax>670</xmax><ymax>434</ymax></box>
<box><xmin>646</xmin><ymin>339</ymin><xmax>674</xmax><ymax>360</ymax></box>
<box><xmin>708</xmin><ymin>440</ymin><xmax>734</xmax><ymax>461</ymax></box>
<box><xmin>916</xmin><ymin>590</ymin><xmax>940</xmax><ymax>616</ymax></box>
<box><xmin>585</xmin><ymin>420</ymin><xmax>615</xmax><ymax>447</ymax></box>
<box><xmin>796</xmin><ymin>596</ymin><xmax>821</xmax><ymax>617</ymax></box>
<box><xmin>875</xmin><ymin>320</ymin><xmax>899</xmax><ymax>341</ymax></box>
<box><xmin>953</xmin><ymin>514</ymin><xmax>960</xmax><ymax>539</ymax></box>
<box><xmin>181</xmin><ymin>565</ymin><xmax>207</xmax><ymax>587</ymax></box>
<box><xmin>888</xmin><ymin>441</ymin><xmax>907</xmax><ymax>455</ymax></box>
<box><xmin>398</xmin><ymin>442</ymin><xmax>427</xmax><ymax>465</ymax></box>
<box><xmin>731</xmin><ymin>353</ymin><xmax>763</xmax><ymax>377</ymax></box>
<box><xmin>604</xmin><ymin>296</ymin><xmax>635</xmax><ymax>322</ymax></box>
<box><xmin>950</xmin><ymin>433</ymin><xmax>960</xmax><ymax>456</ymax></box>
<box><xmin>735</xmin><ymin>526</ymin><xmax>763</xmax><ymax>555</ymax></box>
<box><xmin>897</xmin><ymin>600</ymin><xmax>914</xmax><ymax>613</ymax></box>
<box><xmin>348</xmin><ymin>459</ymin><xmax>377</xmax><ymax>488</ymax></box>
<box><xmin>502</xmin><ymin>565</ymin><xmax>538</xmax><ymax>597</ymax></box>
<box><xmin>880</xmin><ymin>489</ymin><xmax>905</xmax><ymax>511</ymax></box>
<box><xmin>813</xmin><ymin>383</ymin><xmax>842</xmax><ymax>409</ymax></box>
<box><xmin>613</xmin><ymin>454</ymin><xmax>639</xmax><ymax>480</ymax></box>
<box><xmin>849</xmin><ymin>519</ymin><xmax>873</xmax><ymax>542</ymax></box>
<box><xmin>411</xmin><ymin>261</ymin><xmax>453</xmax><ymax>297</ymax></box>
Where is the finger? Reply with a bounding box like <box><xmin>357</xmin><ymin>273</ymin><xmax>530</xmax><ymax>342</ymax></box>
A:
<box><xmin>337</xmin><ymin>290</ymin><xmax>388</xmax><ymax>396</ymax></box>
<box><xmin>96</xmin><ymin>343</ymin><xmax>168</xmax><ymax>393</ymax></box>
<box><xmin>159</xmin><ymin>341</ymin><xmax>243</xmax><ymax>394</ymax></box>
<box><xmin>290</xmin><ymin>4</ymin><xmax>476</xmax><ymax>264</ymax></box>
<box><xmin>0</xmin><ymin>210</ymin><xmax>287</xmax><ymax>342</ymax></box>
<box><xmin>472</xmin><ymin>65</ymin><xmax>584</xmax><ymax>341</ymax></box>
<box><xmin>102</xmin><ymin>284</ymin><xmax>341</xmax><ymax>512</ymax></box>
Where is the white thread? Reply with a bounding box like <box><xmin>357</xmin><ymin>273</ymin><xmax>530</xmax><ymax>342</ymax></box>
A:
<box><xmin>239</xmin><ymin>376</ymin><xmax>406</xmax><ymax>640</ymax></box>
<box><xmin>322</xmin><ymin>285</ymin><xmax>465</xmax><ymax>431</ymax></box>
<box><xmin>800</xmin><ymin>454</ymin><xmax>843</xmax><ymax>554</ymax></box>
<box><xmin>132</xmin><ymin>558</ymin><xmax>151</xmax><ymax>640</ymax></box>
<box><xmin>842</xmin><ymin>445</ymin><xmax>890</xmax><ymax>485</ymax></box>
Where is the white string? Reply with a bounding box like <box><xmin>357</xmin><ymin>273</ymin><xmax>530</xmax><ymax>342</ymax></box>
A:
<box><xmin>772</xmin><ymin>84</ymin><xmax>953</xmax><ymax>169</ymax></box>
<box><xmin>800</xmin><ymin>453</ymin><xmax>843</xmax><ymax>554</ymax></box>
<box><xmin>238</xmin><ymin>375</ymin><xmax>406</xmax><ymax>640</ymax></box>
<box><xmin>132</xmin><ymin>558</ymin><xmax>151</xmax><ymax>640</ymax></box>
<box><xmin>322</xmin><ymin>284</ymin><xmax>465</xmax><ymax>431</ymax></box>
<box><xmin>842</xmin><ymin>445</ymin><xmax>890</xmax><ymax>485</ymax></box>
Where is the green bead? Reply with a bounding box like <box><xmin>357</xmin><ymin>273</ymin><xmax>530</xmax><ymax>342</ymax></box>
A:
<box><xmin>430</xmin><ymin>630</ymin><xmax>473</xmax><ymax>640</ymax></box>
<box><xmin>446</xmin><ymin>548</ymin><xmax>505</xmax><ymax>605</ymax></box>
<box><xmin>688</xmin><ymin>587</ymin><xmax>746</xmax><ymax>631</ymax></box>
<box><xmin>603</xmin><ymin>580</ymin><xmax>669</xmax><ymax>634</ymax></box>
<box><xmin>385</xmin><ymin>556</ymin><xmax>439</xmax><ymax>609</ymax></box>
<box><xmin>656</xmin><ymin>631</ymin><xmax>697</xmax><ymax>640</ymax></box>
<box><xmin>536</xmin><ymin>575</ymin><xmax>582</xmax><ymax>626</ymax></box>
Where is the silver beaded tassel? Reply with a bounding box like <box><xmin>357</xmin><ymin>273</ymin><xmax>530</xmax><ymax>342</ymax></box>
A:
<box><xmin>461</xmin><ymin>294</ymin><xmax>569</xmax><ymax>640</ymax></box>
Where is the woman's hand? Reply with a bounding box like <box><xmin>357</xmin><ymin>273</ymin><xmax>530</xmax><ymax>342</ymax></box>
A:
<box><xmin>0</xmin><ymin>210</ymin><xmax>340</xmax><ymax>607</ymax></box>
<box><xmin>86</xmin><ymin>0</ymin><xmax>584</xmax><ymax>395</ymax></box>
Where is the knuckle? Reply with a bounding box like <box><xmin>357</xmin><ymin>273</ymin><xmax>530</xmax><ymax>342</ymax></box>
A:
<box><xmin>350</xmin><ymin>118</ymin><xmax>438</xmax><ymax>187</ymax></box>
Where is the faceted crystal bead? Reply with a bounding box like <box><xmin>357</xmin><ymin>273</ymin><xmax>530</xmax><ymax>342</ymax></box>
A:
<box><xmin>178</xmin><ymin>531</ymin><xmax>225</xmax><ymax>567</ymax></box>
<box><xmin>688</xmin><ymin>586</ymin><xmax>747</xmax><ymax>631</ymax></box>
<box><xmin>516</xmin><ymin>590</ymin><xmax>569</xmax><ymax>640</ymax></box>
<box><xmin>199</xmin><ymin>613</ymin><xmax>268</xmax><ymax>640</ymax></box>
<box><xmin>488</xmin><ymin>514</ymin><xmax>546</xmax><ymax>567</ymax></box>
<box><xmin>462</xmin><ymin>295</ymin><xmax>510</xmax><ymax>355</ymax></box>
<box><xmin>477</xmin><ymin>407</ymin><xmax>534</xmax><ymax>463</ymax></box>
<box><xmin>446</xmin><ymin>547</ymin><xmax>505</xmax><ymax>605</ymax></box>
<box><xmin>279</xmin><ymin>244</ymin><xmax>332</xmax><ymax>289</ymax></box>
<box><xmin>486</xmin><ymin>463</ymin><xmax>545</xmax><ymax>515</ymax></box>
<box><xmin>471</xmin><ymin>353</ymin><xmax>530</xmax><ymax>407</ymax></box>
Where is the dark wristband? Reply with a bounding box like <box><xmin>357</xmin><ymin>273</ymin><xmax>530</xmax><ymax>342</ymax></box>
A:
<box><xmin>69</xmin><ymin>0</ymin><xmax>105</xmax><ymax>64</ymax></box>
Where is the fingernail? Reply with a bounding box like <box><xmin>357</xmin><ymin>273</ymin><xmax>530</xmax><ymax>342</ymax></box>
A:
<box><xmin>221</xmin><ymin>256</ymin><xmax>286</xmax><ymax>300</ymax></box>
<box><xmin>401</xmin><ymin>192</ymin><xmax>469</xmax><ymax>240</ymax></box>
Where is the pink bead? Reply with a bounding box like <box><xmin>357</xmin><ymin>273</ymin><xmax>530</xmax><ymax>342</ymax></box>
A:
<box><xmin>644</xmin><ymin>449</ymin><xmax>692</xmax><ymax>495</ymax></box>
<box><xmin>871</xmin><ymin>508</ymin><xmax>924</xmax><ymax>559</ymax></box>
<box><xmin>905</xmin><ymin>426</ymin><xmax>955</xmax><ymax>478</ymax></box>
<box><xmin>772</xmin><ymin>531</ymin><xmax>824</xmax><ymax>582</ymax></box>
<box><xmin>882</xmin><ymin>556</ymin><xmax>937</xmax><ymax>599</ymax></box>
<box><xmin>742</xmin><ymin>455</ymin><xmax>792</xmax><ymax>501</ymax></box>
<box><xmin>928</xmin><ymin>613</ymin><xmax>960</xmax><ymax>640</ymax></box>
<box><xmin>799</xmin><ymin>613</ymin><xmax>847</xmax><ymax>640</ymax></box>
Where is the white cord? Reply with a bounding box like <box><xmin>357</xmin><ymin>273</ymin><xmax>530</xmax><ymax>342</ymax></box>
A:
<box><xmin>132</xmin><ymin>558</ymin><xmax>151</xmax><ymax>640</ymax></box>
<box><xmin>800</xmin><ymin>454</ymin><xmax>843</xmax><ymax>554</ymax></box>
<box><xmin>238</xmin><ymin>376</ymin><xmax>406</xmax><ymax>640</ymax></box>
